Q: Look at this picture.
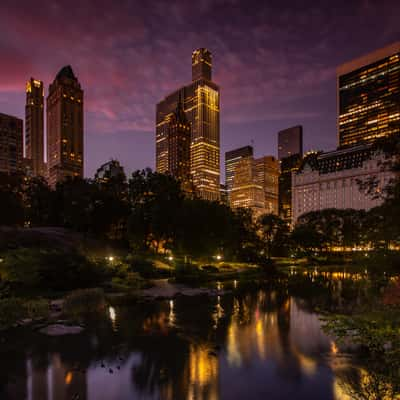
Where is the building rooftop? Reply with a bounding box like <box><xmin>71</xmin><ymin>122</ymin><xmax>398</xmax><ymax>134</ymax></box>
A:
<box><xmin>298</xmin><ymin>144</ymin><xmax>374</xmax><ymax>175</ymax></box>
<box><xmin>337</xmin><ymin>42</ymin><xmax>400</xmax><ymax>76</ymax></box>
<box><xmin>56</xmin><ymin>65</ymin><xmax>77</xmax><ymax>80</ymax></box>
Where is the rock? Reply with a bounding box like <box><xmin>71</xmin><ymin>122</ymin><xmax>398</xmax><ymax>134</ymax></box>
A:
<box><xmin>39</xmin><ymin>324</ymin><xmax>84</xmax><ymax>336</ymax></box>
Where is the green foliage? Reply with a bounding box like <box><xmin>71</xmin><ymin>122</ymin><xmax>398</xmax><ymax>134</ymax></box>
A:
<box><xmin>63</xmin><ymin>288</ymin><xmax>106</xmax><ymax>318</ymax></box>
<box><xmin>0</xmin><ymin>298</ymin><xmax>25</xmax><ymax>329</ymax></box>
<box><xmin>0</xmin><ymin>172</ymin><xmax>25</xmax><ymax>226</ymax></box>
<box><xmin>257</xmin><ymin>214</ymin><xmax>290</xmax><ymax>258</ymax></box>
<box><xmin>0</xmin><ymin>248</ymin><xmax>109</xmax><ymax>293</ymax></box>
<box><xmin>0</xmin><ymin>298</ymin><xmax>49</xmax><ymax>330</ymax></box>
<box><xmin>323</xmin><ymin>311</ymin><xmax>400</xmax><ymax>399</ymax></box>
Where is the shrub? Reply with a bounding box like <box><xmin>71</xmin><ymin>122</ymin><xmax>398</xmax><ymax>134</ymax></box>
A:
<box><xmin>63</xmin><ymin>288</ymin><xmax>106</xmax><ymax>318</ymax></box>
<box><xmin>24</xmin><ymin>299</ymin><xmax>50</xmax><ymax>320</ymax></box>
<box><xmin>129</xmin><ymin>255</ymin><xmax>167</xmax><ymax>278</ymax></box>
<box><xmin>0</xmin><ymin>248</ymin><xmax>109</xmax><ymax>293</ymax></box>
<box><xmin>0</xmin><ymin>298</ymin><xmax>25</xmax><ymax>329</ymax></box>
<box><xmin>201</xmin><ymin>265</ymin><xmax>219</xmax><ymax>273</ymax></box>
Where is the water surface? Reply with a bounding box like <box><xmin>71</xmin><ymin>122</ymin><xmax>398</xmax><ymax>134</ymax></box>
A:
<box><xmin>0</xmin><ymin>273</ymin><xmax>385</xmax><ymax>400</ymax></box>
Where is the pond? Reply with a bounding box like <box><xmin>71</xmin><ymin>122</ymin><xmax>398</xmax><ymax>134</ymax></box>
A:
<box><xmin>0</xmin><ymin>271</ymin><xmax>393</xmax><ymax>400</ymax></box>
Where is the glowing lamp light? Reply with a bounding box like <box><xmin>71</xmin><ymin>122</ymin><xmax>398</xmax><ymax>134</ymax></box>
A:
<box><xmin>168</xmin><ymin>256</ymin><xmax>174</xmax><ymax>261</ymax></box>
<box><xmin>216</xmin><ymin>255</ymin><xmax>222</xmax><ymax>260</ymax></box>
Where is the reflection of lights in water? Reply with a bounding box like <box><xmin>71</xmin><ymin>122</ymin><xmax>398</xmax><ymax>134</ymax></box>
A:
<box><xmin>227</xmin><ymin>323</ymin><xmax>242</xmax><ymax>366</ymax></box>
<box><xmin>109</xmin><ymin>306</ymin><xmax>116</xmax><ymax>323</ymax></box>
<box><xmin>65</xmin><ymin>371</ymin><xmax>73</xmax><ymax>385</ymax></box>
<box><xmin>233</xmin><ymin>279</ymin><xmax>237</xmax><ymax>289</ymax></box>
<box><xmin>296</xmin><ymin>352</ymin><xmax>317</xmax><ymax>377</ymax></box>
<box><xmin>217</xmin><ymin>282</ymin><xmax>222</xmax><ymax>291</ymax></box>
<box><xmin>169</xmin><ymin>300</ymin><xmax>175</xmax><ymax>326</ymax></box>
<box><xmin>188</xmin><ymin>344</ymin><xmax>219</xmax><ymax>399</ymax></box>
<box><xmin>212</xmin><ymin>296</ymin><xmax>224</xmax><ymax>329</ymax></box>
<box><xmin>109</xmin><ymin>306</ymin><xmax>117</xmax><ymax>330</ymax></box>
<box><xmin>331</xmin><ymin>341</ymin><xmax>339</xmax><ymax>355</ymax></box>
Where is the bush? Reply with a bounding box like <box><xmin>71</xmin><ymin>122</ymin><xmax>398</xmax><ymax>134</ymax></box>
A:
<box><xmin>0</xmin><ymin>298</ymin><xmax>49</xmax><ymax>330</ymax></box>
<box><xmin>201</xmin><ymin>265</ymin><xmax>219</xmax><ymax>273</ymax></box>
<box><xmin>129</xmin><ymin>255</ymin><xmax>169</xmax><ymax>278</ymax></box>
<box><xmin>63</xmin><ymin>288</ymin><xmax>106</xmax><ymax>318</ymax></box>
<box><xmin>0</xmin><ymin>298</ymin><xmax>25</xmax><ymax>329</ymax></box>
<box><xmin>0</xmin><ymin>248</ymin><xmax>109</xmax><ymax>293</ymax></box>
<box><xmin>24</xmin><ymin>299</ymin><xmax>49</xmax><ymax>320</ymax></box>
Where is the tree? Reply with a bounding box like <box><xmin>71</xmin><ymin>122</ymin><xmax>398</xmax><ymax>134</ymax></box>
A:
<box><xmin>0</xmin><ymin>172</ymin><xmax>25</xmax><ymax>227</ymax></box>
<box><xmin>257</xmin><ymin>214</ymin><xmax>289</xmax><ymax>259</ymax></box>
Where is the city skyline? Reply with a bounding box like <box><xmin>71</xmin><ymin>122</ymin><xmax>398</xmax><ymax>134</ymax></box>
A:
<box><xmin>0</xmin><ymin>0</ymin><xmax>399</xmax><ymax>179</ymax></box>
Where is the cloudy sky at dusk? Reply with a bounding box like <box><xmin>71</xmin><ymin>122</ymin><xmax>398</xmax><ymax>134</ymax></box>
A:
<box><xmin>0</xmin><ymin>0</ymin><xmax>399</xmax><ymax>178</ymax></box>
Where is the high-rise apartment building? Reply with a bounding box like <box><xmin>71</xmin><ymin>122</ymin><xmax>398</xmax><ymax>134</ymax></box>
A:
<box><xmin>0</xmin><ymin>113</ymin><xmax>23</xmax><ymax>174</ymax></box>
<box><xmin>277</xmin><ymin>125</ymin><xmax>303</xmax><ymax>225</ymax></box>
<box><xmin>292</xmin><ymin>145</ymin><xmax>394</xmax><ymax>224</ymax></box>
<box><xmin>225</xmin><ymin>145</ymin><xmax>253</xmax><ymax>196</ymax></box>
<box><xmin>156</xmin><ymin>48</ymin><xmax>220</xmax><ymax>201</ymax></box>
<box><xmin>47</xmin><ymin>66</ymin><xmax>83</xmax><ymax>187</ymax></box>
<box><xmin>337</xmin><ymin>42</ymin><xmax>400</xmax><ymax>148</ymax></box>
<box><xmin>25</xmin><ymin>78</ymin><xmax>45</xmax><ymax>177</ymax></box>
<box><xmin>230</xmin><ymin>155</ymin><xmax>279</xmax><ymax>219</ymax></box>
<box><xmin>278</xmin><ymin>126</ymin><xmax>303</xmax><ymax>160</ymax></box>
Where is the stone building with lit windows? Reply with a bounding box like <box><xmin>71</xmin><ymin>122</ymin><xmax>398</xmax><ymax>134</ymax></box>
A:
<box><xmin>46</xmin><ymin>65</ymin><xmax>83</xmax><ymax>187</ymax></box>
<box><xmin>292</xmin><ymin>145</ymin><xmax>394</xmax><ymax>224</ymax></box>
<box><xmin>230</xmin><ymin>155</ymin><xmax>279</xmax><ymax>219</ymax></box>
<box><xmin>156</xmin><ymin>48</ymin><xmax>220</xmax><ymax>201</ymax></box>
<box><xmin>0</xmin><ymin>113</ymin><xmax>23</xmax><ymax>174</ymax></box>
<box><xmin>25</xmin><ymin>78</ymin><xmax>45</xmax><ymax>177</ymax></box>
<box><xmin>337</xmin><ymin>42</ymin><xmax>400</xmax><ymax>148</ymax></box>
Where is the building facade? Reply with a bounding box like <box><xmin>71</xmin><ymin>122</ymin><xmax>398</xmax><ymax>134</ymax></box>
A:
<box><xmin>277</xmin><ymin>126</ymin><xmax>304</xmax><ymax>225</ymax></box>
<box><xmin>292</xmin><ymin>145</ymin><xmax>394</xmax><ymax>224</ymax></box>
<box><xmin>95</xmin><ymin>159</ymin><xmax>125</xmax><ymax>183</ymax></box>
<box><xmin>230</xmin><ymin>155</ymin><xmax>279</xmax><ymax>219</ymax></box>
<box><xmin>278</xmin><ymin>125</ymin><xmax>303</xmax><ymax>160</ymax></box>
<box><xmin>47</xmin><ymin>65</ymin><xmax>83</xmax><ymax>187</ymax></box>
<box><xmin>225</xmin><ymin>145</ymin><xmax>253</xmax><ymax>197</ymax></box>
<box><xmin>166</xmin><ymin>98</ymin><xmax>192</xmax><ymax>191</ymax></box>
<box><xmin>156</xmin><ymin>48</ymin><xmax>220</xmax><ymax>201</ymax></box>
<box><xmin>337</xmin><ymin>42</ymin><xmax>400</xmax><ymax>148</ymax></box>
<box><xmin>0</xmin><ymin>113</ymin><xmax>23</xmax><ymax>174</ymax></box>
<box><xmin>279</xmin><ymin>154</ymin><xmax>302</xmax><ymax>225</ymax></box>
<box><xmin>25</xmin><ymin>78</ymin><xmax>45</xmax><ymax>177</ymax></box>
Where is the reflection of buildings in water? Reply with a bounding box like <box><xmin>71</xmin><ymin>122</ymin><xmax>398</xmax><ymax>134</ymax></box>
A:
<box><xmin>187</xmin><ymin>344</ymin><xmax>219</xmax><ymax>400</ymax></box>
<box><xmin>226</xmin><ymin>293</ymin><xmax>332</xmax><ymax>380</ymax></box>
<box><xmin>26</xmin><ymin>353</ymin><xmax>87</xmax><ymax>400</ymax></box>
<box><xmin>212</xmin><ymin>296</ymin><xmax>224</xmax><ymax>329</ymax></box>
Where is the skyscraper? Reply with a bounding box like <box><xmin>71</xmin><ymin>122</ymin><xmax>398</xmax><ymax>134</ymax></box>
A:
<box><xmin>255</xmin><ymin>156</ymin><xmax>280</xmax><ymax>215</ymax></box>
<box><xmin>277</xmin><ymin>126</ymin><xmax>303</xmax><ymax>225</ymax></box>
<box><xmin>337</xmin><ymin>42</ymin><xmax>400</xmax><ymax>148</ymax></box>
<box><xmin>278</xmin><ymin>126</ymin><xmax>303</xmax><ymax>160</ymax></box>
<box><xmin>25</xmin><ymin>78</ymin><xmax>45</xmax><ymax>177</ymax></box>
<box><xmin>156</xmin><ymin>48</ymin><xmax>220</xmax><ymax>201</ymax></box>
<box><xmin>0</xmin><ymin>113</ymin><xmax>23</xmax><ymax>174</ymax></box>
<box><xmin>230</xmin><ymin>157</ymin><xmax>265</xmax><ymax>218</ymax></box>
<box><xmin>225</xmin><ymin>145</ymin><xmax>253</xmax><ymax>196</ymax></box>
<box><xmin>47</xmin><ymin>65</ymin><xmax>84</xmax><ymax>187</ymax></box>
<box><xmin>167</xmin><ymin>97</ymin><xmax>192</xmax><ymax>190</ymax></box>
<box><xmin>230</xmin><ymin>155</ymin><xmax>279</xmax><ymax>219</ymax></box>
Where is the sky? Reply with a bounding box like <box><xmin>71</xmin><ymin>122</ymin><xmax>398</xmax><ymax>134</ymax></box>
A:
<box><xmin>0</xmin><ymin>0</ymin><xmax>399</xmax><ymax>179</ymax></box>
